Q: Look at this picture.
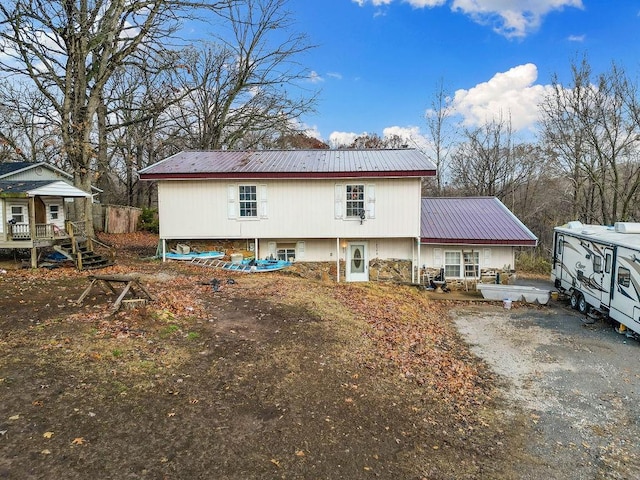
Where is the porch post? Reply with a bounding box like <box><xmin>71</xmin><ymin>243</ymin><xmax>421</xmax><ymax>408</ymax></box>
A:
<box><xmin>29</xmin><ymin>197</ymin><xmax>37</xmax><ymax>268</ymax></box>
<box><xmin>336</xmin><ymin>238</ymin><xmax>340</xmax><ymax>283</ymax></box>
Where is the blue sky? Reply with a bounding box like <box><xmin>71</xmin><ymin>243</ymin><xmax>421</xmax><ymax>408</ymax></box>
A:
<box><xmin>284</xmin><ymin>0</ymin><xmax>640</xmax><ymax>146</ymax></box>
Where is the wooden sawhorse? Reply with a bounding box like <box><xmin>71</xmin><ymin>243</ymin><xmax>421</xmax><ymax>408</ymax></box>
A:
<box><xmin>75</xmin><ymin>274</ymin><xmax>154</xmax><ymax>312</ymax></box>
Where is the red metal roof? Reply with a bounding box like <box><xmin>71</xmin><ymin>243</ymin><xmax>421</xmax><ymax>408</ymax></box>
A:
<box><xmin>139</xmin><ymin>149</ymin><xmax>436</xmax><ymax>180</ymax></box>
<box><xmin>421</xmin><ymin>197</ymin><xmax>537</xmax><ymax>246</ymax></box>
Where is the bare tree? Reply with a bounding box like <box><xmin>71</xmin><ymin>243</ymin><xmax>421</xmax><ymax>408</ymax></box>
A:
<box><xmin>0</xmin><ymin>82</ymin><xmax>62</xmax><ymax>164</ymax></box>
<box><xmin>450</xmin><ymin>115</ymin><xmax>514</xmax><ymax>197</ymax></box>
<box><xmin>168</xmin><ymin>0</ymin><xmax>317</xmax><ymax>150</ymax></box>
<box><xmin>540</xmin><ymin>57</ymin><xmax>640</xmax><ymax>224</ymax></box>
<box><xmin>424</xmin><ymin>79</ymin><xmax>456</xmax><ymax>195</ymax></box>
<box><xmin>0</xmin><ymin>0</ymin><xmax>230</xmax><ymax>234</ymax></box>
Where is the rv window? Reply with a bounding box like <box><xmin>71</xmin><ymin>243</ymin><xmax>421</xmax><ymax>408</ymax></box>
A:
<box><xmin>618</xmin><ymin>267</ymin><xmax>631</xmax><ymax>288</ymax></box>
<box><xmin>605</xmin><ymin>253</ymin><xmax>612</xmax><ymax>274</ymax></box>
<box><xmin>593</xmin><ymin>256</ymin><xmax>602</xmax><ymax>273</ymax></box>
<box><xmin>557</xmin><ymin>236</ymin><xmax>563</xmax><ymax>254</ymax></box>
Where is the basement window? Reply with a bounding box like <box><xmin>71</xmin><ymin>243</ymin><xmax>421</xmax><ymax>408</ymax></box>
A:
<box><xmin>277</xmin><ymin>244</ymin><xmax>296</xmax><ymax>262</ymax></box>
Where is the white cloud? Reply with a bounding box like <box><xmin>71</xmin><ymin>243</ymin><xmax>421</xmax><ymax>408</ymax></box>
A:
<box><xmin>451</xmin><ymin>63</ymin><xmax>553</xmax><ymax>131</ymax></box>
<box><xmin>382</xmin><ymin>125</ymin><xmax>430</xmax><ymax>149</ymax></box>
<box><xmin>329</xmin><ymin>131</ymin><xmax>359</xmax><ymax>148</ymax></box>
<box><xmin>568</xmin><ymin>34</ymin><xmax>585</xmax><ymax>42</ymax></box>
<box><xmin>354</xmin><ymin>0</ymin><xmax>583</xmax><ymax>38</ymax></box>
<box><xmin>405</xmin><ymin>0</ymin><xmax>447</xmax><ymax>7</ymax></box>
<box><xmin>326</xmin><ymin>72</ymin><xmax>343</xmax><ymax>80</ymax></box>
<box><xmin>303</xmin><ymin>125</ymin><xmax>323</xmax><ymax>140</ymax></box>
<box><xmin>352</xmin><ymin>0</ymin><xmax>393</xmax><ymax>6</ymax></box>
<box><xmin>308</xmin><ymin>71</ymin><xmax>324</xmax><ymax>83</ymax></box>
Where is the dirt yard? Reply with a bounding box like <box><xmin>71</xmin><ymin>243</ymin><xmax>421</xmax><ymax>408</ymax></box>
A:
<box><xmin>0</xmin><ymin>234</ymin><xmax>638</xmax><ymax>479</ymax></box>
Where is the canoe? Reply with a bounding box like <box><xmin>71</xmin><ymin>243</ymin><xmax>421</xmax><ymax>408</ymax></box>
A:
<box><xmin>222</xmin><ymin>259</ymin><xmax>292</xmax><ymax>272</ymax></box>
<box><xmin>165</xmin><ymin>251</ymin><xmax>225</xmax><ymax>261</ymax></box>
<box><xmin>476</xmin><ymin>283</ymin><xmax>550</xmax><ymax>305</ymax></box>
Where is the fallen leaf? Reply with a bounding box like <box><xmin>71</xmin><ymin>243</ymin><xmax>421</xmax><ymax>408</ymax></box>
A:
<box><xmin>8</xmin><ymin>415</ymin><xmax>19</xmax><ymax>420</ymax></box>
<box><xmin>295</xmin><ymin>450</ymin><xmax>305</xmax><ymax>457</ymax></box>
<box><xmin>270</xmin><ymin>458</ymin><xmax>281</xmax><ymax>468</ymax></box>
<box><xmin>41</xmin><ymin>449</ymin><xmax>51</xmax><ymax>455</ymax></box>
<box><xmin>167</xmin><ymin>412</ymin><xmax>176</xmax><ymax>417</ymax></box>
<box><xmin>71</xmin><ymin>437</ymin><xmax>84</xmax><ymax>445</ymax></box>
<box><xmin>43</xmin><ymin>431</ymin><xmax>54</xmax><ymax>439</ymax></box>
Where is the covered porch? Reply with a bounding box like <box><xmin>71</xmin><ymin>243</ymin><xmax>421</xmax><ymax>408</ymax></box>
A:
<box><xmin>0</xmin><ymin>180</ymin><xmax>94</xmax><ymax>267</ymax></box>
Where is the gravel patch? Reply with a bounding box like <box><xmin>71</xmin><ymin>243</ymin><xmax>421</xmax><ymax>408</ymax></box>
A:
<box><xmin>452</xmin><ymin>302</ymin><xmax>640</xmax><ymax>480</ymax></box>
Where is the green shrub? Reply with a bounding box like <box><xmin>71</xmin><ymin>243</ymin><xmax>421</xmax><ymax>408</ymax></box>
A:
<box><xmin>138</xmin><ymin>207</ymin><xmax>159</xmax><ymax>233</ymax></box>
<box><xmin>516</xmin><ymin>250</ymin><xmax>552</xmax><ymax>275</ymax></box>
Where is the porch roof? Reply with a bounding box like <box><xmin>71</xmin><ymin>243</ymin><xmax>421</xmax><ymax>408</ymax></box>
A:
<box><xmin>420</xmin><ymin>197</ymin><xmax>538</xmax><ymax>246</ymax></box>
<box><xmin>0</xmin><ymin>180</ymin><xmax>92</xmax><ymax>198</ymax></box>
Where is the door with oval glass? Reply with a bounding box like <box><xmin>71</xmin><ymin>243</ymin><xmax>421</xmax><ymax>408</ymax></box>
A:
<box><xmin>347</xmin><ymin>242</ymin><xmax>368</xmax><ymax>282</ymax></box>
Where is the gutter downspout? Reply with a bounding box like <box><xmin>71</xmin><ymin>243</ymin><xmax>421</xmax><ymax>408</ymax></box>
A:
<box><xmin>162</xmin><ymin>239</ymin><xmax>166</xmax><ymax>262</ymax></box>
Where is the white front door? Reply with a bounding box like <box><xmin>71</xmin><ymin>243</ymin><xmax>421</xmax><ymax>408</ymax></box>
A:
<box><xmin>347</xmin><ymin>242</ymin><xmax>368</xmax><ymax>282</ymax></box>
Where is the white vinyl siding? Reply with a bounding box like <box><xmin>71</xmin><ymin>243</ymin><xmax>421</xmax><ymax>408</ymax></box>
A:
<box><xmin>260</xmin><ymin>185</ymin><xmax>268</xmax><ymax>218</ymax></box>
<box><xmin>334</xmin><ymin>184</ymin><xmax>343</xmax><ymax>219</ymax></box>
<box><xmin>157</xmin><ymin>178</ymin><xmax>420</xmax><ymax>240</ymax></box>
<box><xmin>367</xmin><ymin>184</ymin><xmax>376</xmax><ymax>218</ymax></box>
<box><xmin>227</xmin><ymin>184</ymin><xmax>236</xmax><ymax>219</ymax></box>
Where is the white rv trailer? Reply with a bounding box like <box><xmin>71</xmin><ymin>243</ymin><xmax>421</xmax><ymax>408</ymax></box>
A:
<box><xmin>552</xmin><ymin>221</ymin><xmax>640</xmax><ymax>334</ymax></box>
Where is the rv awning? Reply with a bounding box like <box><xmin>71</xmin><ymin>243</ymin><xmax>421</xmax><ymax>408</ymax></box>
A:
<box><xmin>0</xmin><ymin>180</ymin><xmax>92</xmax><ymax>198</ymax></box>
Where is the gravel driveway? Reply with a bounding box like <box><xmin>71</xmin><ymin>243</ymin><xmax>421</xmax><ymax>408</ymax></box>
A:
<box><xmin>452</xmin><ymin>299</ymin><xmax>640</xmax><ymax>480</ymax></box>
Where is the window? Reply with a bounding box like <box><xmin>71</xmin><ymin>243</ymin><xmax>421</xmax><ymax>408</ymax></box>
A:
<box><xmin>238</xmin><ymin>185</ymin><xmax>257</xmax><ymax>217</ymax></box>
<box><xmin>605</xmin><ymin>253</ymin><xmax>612</xmax><ymax>274</ymax></box>
<box><xmin>618</xmin><ymin>267</ymin><xmax>631</xmax><ymax>288</ymax></box>
<box><xmin>593</xmin><ymin>255</ymin><xmax>602</xmax><ymax>273</ymax></box>
<box><xmin>49</xmin><ymin>205</ymin><xmax>60</xmax><ymax>221</ymax></box>
<box><xmin>444</xmin><ymin>251</ymin><xmax>461</xmax><ymax>278</ymax></box>
<box><xmin>277</xmin><ymin>248</ymin><xmax>296</xmax><ymax>262</ymax></box>
<box><xmin>346</xmin><ymin>184</ymin><xmax>364</xmax><ymax>218</ymax></box>
<box><xmin>10</xmin><ymin>205</ymin><xmax>25</xmax><ymax>224</ymax></box>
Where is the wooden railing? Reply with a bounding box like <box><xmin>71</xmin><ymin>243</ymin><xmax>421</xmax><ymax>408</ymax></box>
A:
<box><xmin>8</xmin><ymin>223</ymin><xmax>69</xmax><ymax>241</ymax></box>
<box><xmin>67</xmin><ymin>220</ymin><xmax>89</xmax><ymax>238</ymax></box>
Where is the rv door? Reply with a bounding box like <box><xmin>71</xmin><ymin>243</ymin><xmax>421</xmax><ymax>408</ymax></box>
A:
<box><xmin>601</xmin><ymin>247</ymin><xmax>614</xmax><ymax>307</ymax></box>
<box><xmin>554</xmin><ymin>233</ymin><xmax>565</xmax><ymax>281</ymax></box>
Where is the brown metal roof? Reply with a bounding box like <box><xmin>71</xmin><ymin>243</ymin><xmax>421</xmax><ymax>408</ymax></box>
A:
<box><xmin>139</xmin><ymin>149</ymin><xmax>436</xmax><ymax>180</ymax></box>
<box><xmin>421</xmin><ymin>197</ymin><xmax>537</xmax><ymax>246</ymax></box>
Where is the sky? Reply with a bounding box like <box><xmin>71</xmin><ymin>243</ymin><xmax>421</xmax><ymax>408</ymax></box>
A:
<box><xmin>283</xmin><ymin>0</ymin><xmax>640</xmax><ymax>147</ymax></box>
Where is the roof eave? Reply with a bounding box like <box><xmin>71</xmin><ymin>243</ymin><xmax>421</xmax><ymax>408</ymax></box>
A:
<box><xmin>420</xmin><ymin>238</ymin><xmax>538</xmax><ymax>246</ymax></box>
<box><xmin>140</xmin><ymin>170</ymin><xmax>436</xmax><ymax>181</ymax></box>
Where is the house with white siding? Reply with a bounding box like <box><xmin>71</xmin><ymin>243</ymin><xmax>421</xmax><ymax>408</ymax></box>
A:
<box><xmin>420</xmin><ymin>197</ymin><xmax>538</xmax><ymax>283</ymax></box>
<box><xmin>140</xmin><ymin>149</ymin><xmax>436</xmax><ymax>282</ymax></box>
<box><xmin>0</xmin><ymin>162</ymin><xmax>105</xmax><ymax>268</ymax></box>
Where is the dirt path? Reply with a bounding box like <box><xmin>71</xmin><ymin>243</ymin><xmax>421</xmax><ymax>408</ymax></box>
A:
<box><xmin>452</xmin><ymin>302</ymin><xmax>640</xmax><ymax>480</ymax></box>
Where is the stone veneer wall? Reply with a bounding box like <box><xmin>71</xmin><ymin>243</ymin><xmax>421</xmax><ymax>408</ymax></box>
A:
<box><xmin>285</xmin><ymin>259</ymin><xmax>413</xmax><ymax>283</ymax></box>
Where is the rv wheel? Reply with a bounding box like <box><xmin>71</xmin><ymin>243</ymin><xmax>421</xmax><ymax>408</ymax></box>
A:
<box><xmin>577</xmin><ymin>295</ymin><xmax>589</xmax><ymax>314</ymax></box>
<box><xmin>570</xmin><ymin>291</ymin><xmax>580</xmax><ymax>310</ymax></box>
